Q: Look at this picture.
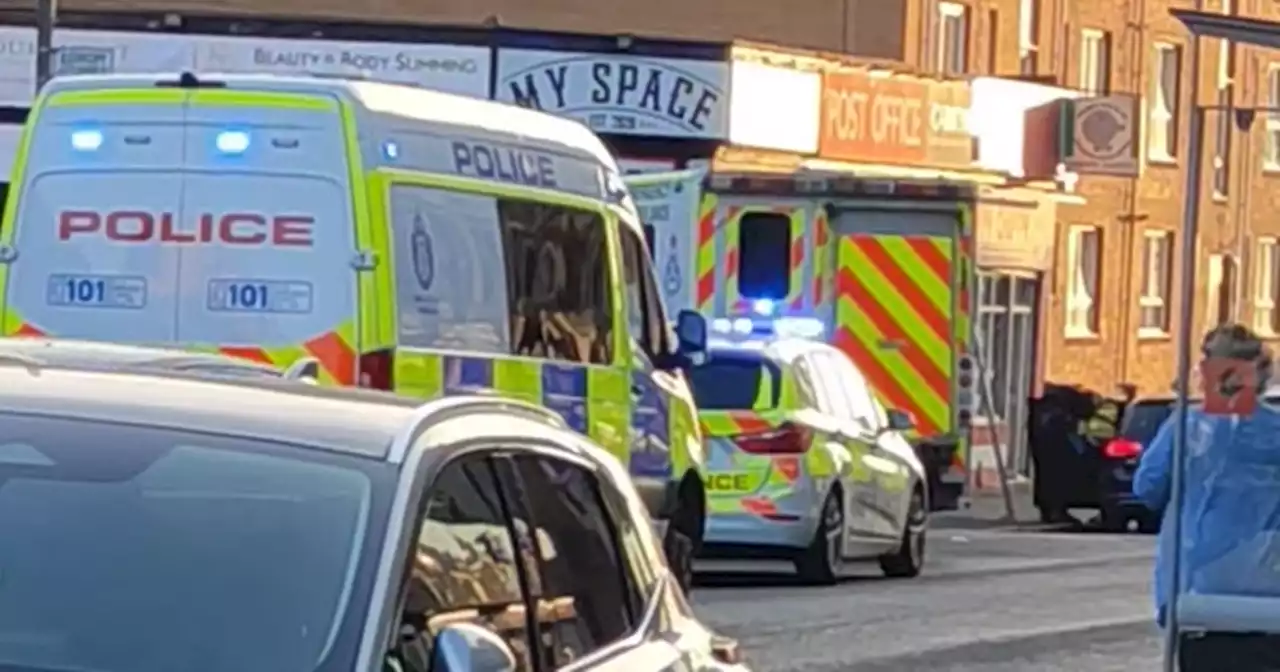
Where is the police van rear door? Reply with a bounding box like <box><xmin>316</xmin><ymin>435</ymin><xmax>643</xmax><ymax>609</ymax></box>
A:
<box><xmin>1</xmin><ymin>90</ymin><xmax>187</xmax><ymax>341</ymax></box>
<box><xmin>174</xmin><ymin>90</ymin><xmax>357</xmax><ymax>368</ymax></box>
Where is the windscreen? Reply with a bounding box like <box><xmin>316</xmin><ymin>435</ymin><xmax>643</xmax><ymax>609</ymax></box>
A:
<box><xmin>4</xmin><ymin>95</ymin><xmax>356</xmax><ymax>350</ymax></box>
<box><xmin>1119</xmin><ymin>400</ymin><xmax>1177</xmax><ymax>444</ymax></box>
<box><xmin>0</xmin><ymin>412</ymin><xmax>391</xmax><ymax>672</ymax></box>
<box><xmin>688</xmin><ymin>352</ymin><xmax>782</xmax><ymax>410</ymax></box>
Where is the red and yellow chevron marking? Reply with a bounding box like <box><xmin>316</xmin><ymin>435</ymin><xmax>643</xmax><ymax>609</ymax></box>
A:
<box><xmin>834</xmin><ymin>235</ymin><xmax>954</xmax><ymax>438</ymax></box>
<box><xmin>723</xmin><ymin>205</ymin><xmax>744</xmax><ymax>310</ymax></box>
<box><xmin>695</xmin><ymin>195</ymin><xmax>719</xmax><ymax>312</ymax></box>
<box><xmin>699</xmin><ymin>410</ymin><xmax>778</xmax><ymax>437</ymax></box>
<box><xmin>216</xmin><ymin>326</ymin><xmax>357</xmax><ymax>386</ymax></box>
<box><xmin>787</xmin><ymin>209</ymin><xmax>806</xmax><ymax>311</ymax></box>
<box><xmin>812</xmin><ymin>209</ymin><xmax>831</xmax><ymax>307</ymax></box>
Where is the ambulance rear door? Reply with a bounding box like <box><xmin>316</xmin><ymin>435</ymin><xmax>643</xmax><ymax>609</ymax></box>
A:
<box><xmin>174</xmin><ymin>93</ymin><xmax>357</xmax><ymax>371</ymax></box>
<box><xmin>3</xmin><ymin>94</ymin><xmax>187</xmax><ymax>341</ymax></box>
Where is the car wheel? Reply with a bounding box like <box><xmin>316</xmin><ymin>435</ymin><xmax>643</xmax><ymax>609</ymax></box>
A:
<box><xmin>879</xmin><ymin>486</ymin><xmax>926</xmax><ymax>578</ymax></box>
<box><xmin>795</xmin><ymin>488</ymin><xmax>844</xmax><ymax>585</ymax></box>
<box><xmin>1099</xmin><ymin>506</ymin><xmax>1131</xmax><ymax>533</ymax></box>
<box><xmin>663</xmin><ymin>478</ymin><xmax>704</xmax><ymax>595</ymax></box>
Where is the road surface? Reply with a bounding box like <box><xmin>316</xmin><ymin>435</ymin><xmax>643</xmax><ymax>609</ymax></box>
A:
<box><xmin>691</xmin><ymin>529</ymin><xmax>1160</xmax><ymax>671</ymax></box>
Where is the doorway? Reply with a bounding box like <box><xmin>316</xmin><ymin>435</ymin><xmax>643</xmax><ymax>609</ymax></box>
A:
<box><xmin>973</xmin><ymin>271</ymin><xmax>1041</xmax><ymax>475</ymax></box>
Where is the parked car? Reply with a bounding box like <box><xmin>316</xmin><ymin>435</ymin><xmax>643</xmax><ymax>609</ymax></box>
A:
<box><xmin>0</xmin><ymin>336</ymin><xmax>320</xmax><ymax>381</ymax></box>
<box><xmin>687</xmin><ymin>322</ymin><xmax>928</xmax><ymax>584</ymax></box>
<box><xmin>0</xmin><ymin>360</ymin><xmax>746</xmax><ymax>672</ymax></box>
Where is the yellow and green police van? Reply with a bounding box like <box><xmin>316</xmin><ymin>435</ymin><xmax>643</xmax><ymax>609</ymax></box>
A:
<box><xmin>0</xmin><ymin>71</ymin><xmax>712</xmax><ymax>586</ymax></box>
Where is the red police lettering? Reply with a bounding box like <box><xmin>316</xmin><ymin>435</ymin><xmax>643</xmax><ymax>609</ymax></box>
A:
<box><xmin>57</xmin><ymin>211</ymin><xmax>315</xmax><ymax>247</ymax></box>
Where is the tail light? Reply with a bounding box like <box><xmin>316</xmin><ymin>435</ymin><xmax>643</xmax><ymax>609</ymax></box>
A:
<box><xmin>358</xmin><ymin>349</ymin><xmax>394</xmax><ymax>390</ymax></box>
<box><xmin>1103</xmin><ymin>439</ymin><xmax>1143</xmax><ymax>459</ymax></box>
<box><xmin>733</xmin><ymin>422</ymin><xmax>812</xmax><ymax>455</ymax></box>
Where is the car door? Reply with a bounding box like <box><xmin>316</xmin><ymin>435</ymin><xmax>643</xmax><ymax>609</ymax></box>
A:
<box><xmin>826</xmin><ymin>350</ymin><xmax>914</xmax><ymax>539</ymax></box>
<box><xmin>495</xmin><ymin>450</ymin><xmax>682</xmax><ymax>670</ymax></box>
<box><xmin>385</xmin><ymin>455</ymin><xmax>538</xmax><ymax>672</ymax></box>
<box><xmin>802</xmin><ymin>351</ymin><xmax>880</xmax><ymax>539</ymax></box>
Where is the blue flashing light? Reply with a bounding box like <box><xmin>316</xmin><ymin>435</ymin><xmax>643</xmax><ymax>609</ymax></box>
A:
<box><xmin>215</xmin><ymin>130</ymin><xmax>250</xmax><ymax>155</ymax></box>
<box><xmin>383</xmin><ymin>140</ymin><xmax>400</xmax><ymax>161</ymax></box>
<box><xmin>710</xmin><ymin>315</ymin><xmax>826</xmax><ymax>343</ymax></box>
<box><xmin>70</xmin><ymin>129</ymin><xmax>103</xmax><ymax>152</ymax></box>
<box><xmin>752</xmin><ymin>298</ymin><xmax>775</xmax><ymax>316</ymax></box>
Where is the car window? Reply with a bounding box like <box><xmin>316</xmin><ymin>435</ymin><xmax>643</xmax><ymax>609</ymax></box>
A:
<box><xmin>395</xmin><ymin>458</ymin><xmax>534</xmax><ymax>672</ymax></box>
<box><xmin>619</xmin><ymin>226</ymin><xmax>670</xmax><ymax>362</ymax></box>
<box><xmin>0</xmin><ymin>413</ymin><xmax>392</xmax><ymax>672</ymax></box>
<box><xmin>826</xmin><ymin>351</ymin><xmax>881</xmax><ymax>429</ymax></box>
<box><xmin>501</xmin><ymin>455</ymin><xmax>639</xmax><ymax>668</ymax></box>
<box><xmin>389</xmin><ymin>184</ymin><xmax>614</xmax><ymax>365</ymax></box>
<box><xmin>791</xmin><ymin>358</ymin><xmax>824</xmax><ymax>410</ymax></box>
<box><xmin>806</xmin><ymin>352</ymin><xmax>854</xmax><ymax>420</ymax></box>
<box><xmin>1118</xmin><ymin>400</ymin><xmax>1177</xmax><ymax>445</ymax></box>
<box><xmin>688</xmin><ymin>352</ymin><xmax>782</xmax><ymax>410</ymax></box>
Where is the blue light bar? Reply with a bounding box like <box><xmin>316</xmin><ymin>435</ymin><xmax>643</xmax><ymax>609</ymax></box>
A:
<box><xmin>752</xmin><ymin>298</ymin><xmax>775</xmax><ymax>316</ymax></box>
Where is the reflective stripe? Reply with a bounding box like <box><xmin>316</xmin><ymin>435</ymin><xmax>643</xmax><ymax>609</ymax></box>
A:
<box><xmin>722</xmin><ymin>206</ymin><xmax>743</xmax><ymax>312</ymax></box>
<box><xmin>695</xmin><ymin>195</ymin><xmax>718</xmax><ymax>312</ymax></box>
<box><xmin>836</xmin><ymin>235</ymin><xmax>953</xmax><ymax>438</ymax></box>
<box><xmin>813</xmin><ymin>209</ymin><xmax>831</xmax><ymax>307</ymax></box>
<box><xmin>787</xmin><ymin>209</ymin><xmax>806</xmax><ymax>311</ymax></box>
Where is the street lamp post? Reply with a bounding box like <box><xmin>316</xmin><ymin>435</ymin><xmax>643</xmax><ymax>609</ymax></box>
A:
<box><xmin>35</xmin><ymin>0</ymin><xmax>56</xmax><ymax>93</ymax></box>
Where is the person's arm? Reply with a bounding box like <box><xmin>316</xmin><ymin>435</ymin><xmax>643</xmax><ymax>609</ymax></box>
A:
<box><xmin>1133</xmin><ymin>414</ymin><xmax>1176</xmax><ymax>511</ymax></box>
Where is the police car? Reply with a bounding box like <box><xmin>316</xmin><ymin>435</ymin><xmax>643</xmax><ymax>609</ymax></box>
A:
<box><xmin>0</xmin><ymin>360</ymin><xmax>745</xmax><ymax>672</ymax></box>
<box><xmin>686</xmin><ymin>313</ymin><xmax>928</xmax><ymax>583</ymax></box>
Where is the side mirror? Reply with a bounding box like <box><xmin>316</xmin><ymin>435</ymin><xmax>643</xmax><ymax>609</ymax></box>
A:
<box><xmin>431</xmin><ymin>623</ymin><xmax>516</xmax><ymax>672</ymax></box>
<box><xmin>886</xmin><ymin>409</ymin><xmax>915</xmax><ymax>432</ymax></box>
<box><xmin>282</xmin><ymin>357</ymin><xmax>321</xmax><ymax>384</ymax></box>
<box><xmin>674</xmin><ymin>309</ymin><xmax>708</xmax><ymax>359</ymax></box>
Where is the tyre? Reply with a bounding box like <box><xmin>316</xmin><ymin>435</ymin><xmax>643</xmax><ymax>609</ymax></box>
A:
<box><xmin>794</xmin><ymin>488</ymin><xmax>844</xmax><ymax>585</ymax></box>
<box><xmin>1098</xmin><ymin>506</ymin><xmax>1130</xmax><ymax>533</ymax></box>
<box><xmin>879</xmin><ymin>486</ymin><xmax>927</xmax><ymax>578</ymax></box>
<box><xmin>663</xmin><ymin>478</ymin><xmax>704</xmax><ymax>595</ymax></box>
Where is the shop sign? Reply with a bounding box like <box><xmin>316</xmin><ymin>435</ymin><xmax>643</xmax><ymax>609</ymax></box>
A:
<box><xmin>820</xmin><ymin>70</ymin><xmax>927</xmax><ymax>164</ymax></box>
<box><xmin>727</xmin><ymin>60</ymin><xmax>820</xmax><ymax>153</ymax></box>
<box><xmin>495</xmin><ymin>49</ymin><xmax>729</xmax><ymax>139</ymax></box>
<box><xmin>0</xmin><ymin>26</ymin><xmax>492</xmax><ymax>108</ymax></box>
<box><xmin>926</xmin><ymin>79</ymin><xmax>973</xmax><ymax>169</ymax></box>
<box><xmin>974</xmin><ymin>197</ymin><xmax>1055</xmax><ymax>271</ymax></box>
<box><xmin>1062</xmin><ymin>94</ymin><xmax>1139</xmax><ymax>177</ymax></box>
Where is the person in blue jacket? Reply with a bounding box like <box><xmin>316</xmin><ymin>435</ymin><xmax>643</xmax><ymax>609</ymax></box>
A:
<box><xmin>1134</xmin><ymin>323</ymin><xmax>1280</xmax><ymax>670</ymax></box>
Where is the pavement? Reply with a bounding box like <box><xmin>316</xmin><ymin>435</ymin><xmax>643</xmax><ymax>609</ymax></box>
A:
<box><xmin>690</xmin><ymin>528</ymin><xmax>1161</xmax><ymax>671</ymax></box>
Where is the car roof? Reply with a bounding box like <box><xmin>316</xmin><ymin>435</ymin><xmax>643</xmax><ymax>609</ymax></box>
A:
<box><xmin>0</xmin><ymin>364</ymin><xmax>420</xmax><ymax>459</ymax></box>
<box><xmin>0</xmin><ymin>337</ymin><xmax>278</xmax><ymax>372</ymax></box>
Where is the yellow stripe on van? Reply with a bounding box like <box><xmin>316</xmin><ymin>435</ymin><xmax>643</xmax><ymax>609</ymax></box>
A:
<box><xmin>189</xmin><ymin>90</ymin><xmax>336</xmax><ymax>111</ymax></box>
<box><xmin>45</xmin><ymin>89</ymin><xmax>186</xmax><ymax>107</ymax></box>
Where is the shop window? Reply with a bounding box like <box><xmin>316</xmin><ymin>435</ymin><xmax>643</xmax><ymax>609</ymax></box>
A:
<box><xmin>1139</xmin><ymin>230</ymin><xmax>1174</xmax><ymax>336</ymax></box>
<box><xmin>1065</xmin><ymin>225</ymin><xmax>1101</xmax><ymax>337</ymax></box>
<box><xmin>737</xmin><ymin>212</ymin><xmax>792</xmax><ymax>301</ymax></box>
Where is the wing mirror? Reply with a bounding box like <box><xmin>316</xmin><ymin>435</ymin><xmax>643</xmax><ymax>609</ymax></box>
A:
<box><xmin>674</xmin><ymin>309</ymin><xmax>708</xmax><ymax>366</ymax></box>
<box><xmin>885</xmin><ymin>409</ymin><xmax>915</xmax><ymax>432</ymax></box>
<box><xmin>430</xmin><ymin>623</ymin><xmax>517</xmax><ymax>672</ymax></box>
<box><xmin>282</xmin><ymin>357</ymin><xmax>320</xmax><ymax>384</ymax></box>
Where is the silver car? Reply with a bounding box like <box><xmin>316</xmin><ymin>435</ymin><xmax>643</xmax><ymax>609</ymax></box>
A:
<box><xmin>0</xmin><ymin>336</ymin><xmax>320</xmax><ymax>380</ymax></box>
<box><xmin>0</xmin><ymin>361</ymin><xmax>745</xmax><ymax>672</ymax></box>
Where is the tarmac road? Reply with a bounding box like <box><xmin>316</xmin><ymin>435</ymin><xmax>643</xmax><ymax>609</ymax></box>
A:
<box><xmin>690</xmin><ymin>529</ymin><xmax>1161</xmax><ymax>671</ymax></box>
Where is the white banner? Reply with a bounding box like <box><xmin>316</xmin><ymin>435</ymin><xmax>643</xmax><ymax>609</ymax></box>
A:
<box><xmin>0</xmin><ymin>26</ymin><xmax>492</xmax><ymax>107</ymax></box>
<box><xmin>495</xmin><ymin>49</ymin><xmax>728</xmax><ymax>139</ymax></box>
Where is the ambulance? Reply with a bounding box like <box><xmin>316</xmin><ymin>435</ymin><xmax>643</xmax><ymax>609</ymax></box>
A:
<box><xmin>0</xmin><ymin>72</ymin><xmax>712</xmax><ymax>584</ymax></box>
<box><xmin>627</xmin><ymin>167</ymin><xmax>978</xmax><ymax>511</ymax></box>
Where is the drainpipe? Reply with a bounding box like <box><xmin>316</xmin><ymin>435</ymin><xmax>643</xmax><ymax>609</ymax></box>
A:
<box><xmin>1116</xmin><ymin>0</ymin><xmax>1148</xmax><ymax>387</ymax></box>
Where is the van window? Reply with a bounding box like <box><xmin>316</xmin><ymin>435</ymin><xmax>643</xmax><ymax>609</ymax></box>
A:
<box><xmin>389</xmin><ymin>185</ymin><xmax>613</xmax><ymax>366</ymax></box>
<box><xmin>619</xmin><ymin>227</ymin><xmax>669</xmax><ymax>362</ymax></box>
<box><xmin>642</xmin><ymin>224</ymin><xmax>657</xmax><ymax>261</ymax></box>
<box><xmin>738</xmin><ymin>212</ymin><xmax>792</xmax><ymax>300</ymax></box>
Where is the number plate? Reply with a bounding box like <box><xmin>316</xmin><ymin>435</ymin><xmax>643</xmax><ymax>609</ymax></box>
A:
<box><xmin>46</xmin><ymin>274</ymin><xmax>147</xmax><ymax>309</ymax></box>
<box><xmin>206</xmin><ymin>279</ymin><xmax>313</xmax><ymax>314</ymax></box>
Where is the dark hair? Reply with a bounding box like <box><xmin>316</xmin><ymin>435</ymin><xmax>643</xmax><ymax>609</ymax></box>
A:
<box><xmin>1201</xmin><ymin>323</ymin><xmax>1273</xmax><ymax>392</ymax></box>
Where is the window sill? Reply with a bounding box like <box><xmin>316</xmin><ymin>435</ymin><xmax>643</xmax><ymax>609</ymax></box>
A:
<box><xmin>1146</xmin><ymin>155</ymin><xmax>1179</xmax><ymax>167</ymax></box>
<box><xmin>1212</xmin><ymin>191</ymin><xmax>1229</xmax><ymax>203</ymax></box>
<box><xmin>1138</xmin><ymin>327</ymin><xmax>1172</xmax><ymax>341</ymax></box>
<box><xmin>1063</xmin><ymin>327</ymin><xmax>1100</xmax><ymax>341</ymax></box>
<box><xmin>1264</xmin><ymin>163</ymin><xmax>1280</xmax><ymax>176</ymax></box>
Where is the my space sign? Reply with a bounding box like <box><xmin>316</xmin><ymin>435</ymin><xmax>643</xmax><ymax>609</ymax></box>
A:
<box><xmin>496</xmin><ymin>49</ymin><xmax>729</xmax><ymax>139</ymax></box>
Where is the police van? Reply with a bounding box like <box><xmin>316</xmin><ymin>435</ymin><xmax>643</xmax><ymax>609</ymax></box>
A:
<box><xmin>0</xmin><ymin>72</ymin><xmax>711</xmax><ymax>586</ymax></box>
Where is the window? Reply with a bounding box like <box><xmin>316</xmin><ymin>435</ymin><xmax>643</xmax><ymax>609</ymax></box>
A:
<box><xmin>1065</xmin><ymin>225</ymin><xmax>1101</xmax><ymax>336</ymax></box>
<box><xmin>737</xmin><ymin>212</ymin><xmax>792</xmax><ymax>300</ymax></box>
<box><xmin>986</xmin><ymin>9</ymin><xmax>999</xmax><ymax>74</ymax></box>
<box><xmin>688</xmin><ymin>352</ymin><xmax>782</xmax><ymax>410</ymax></box>
<box><xmin>389</xmin><ymin>185</ymin><xmax>613</xmax><ymax>365</ymax></box>
<box><xmin>1139</xmin><ymin>231</ymin><xmax>1174</xmax><ymax>335</ymax></box>
<box><xmin>1213</xmin><ymin>37</ymin><xmax>1236</xmax><ymax>197</ymax></box>
<box><xmin>1265</xmin><ymin>66</ymin><xmax>1280</xmax><ymax>169</ymax></box>
<box><xmin>824</xmin><ymin>350</ymin><xmax>885</xmax><ymax>430</ymax></box>
<box><xmin>397</xmin><ymin>458</ymin><xmax>532</xmax><ymax>671</ymax></box>
<box><xmin>937</xmin><ymin>2</ymin><xmax>970</xmax><ymax>76</ymax></box>
<box><xmin>503</xmin><ymin>455</ymin><xmax>640</xmax><ymax>668</ymax></box>
<box><xmin>1149</xmin><ymin>43</ymin><xmax>1183</xmax><ymax>161</ymax></box>
<box><xmin>1019</xmin><ymin>0</ymin><xmax>1039</xmax><ymax>75</ymax></box>
<box><xmin>1255</xmin><ymin>239</ymin><xmax>1280</xmax><ymax>335</ymax></box>
<box><xmin>806</xmin><ymin>352</ymin><xmax>854</xmax><ymax>419</ymax></box>
<box><xmin>642</xmin><ymin>223</ymin><xmax>657</xmax><ymax>260</ymax></box>
<box><xmin>1079</xmin><ymin>29</ymin><xmax>1110</xmax><ymax>95</ymax></box>
<box><xmin>620</xmin><ymin>227</ymin><xmax>671</xmax><ymax>362</ymax></box>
